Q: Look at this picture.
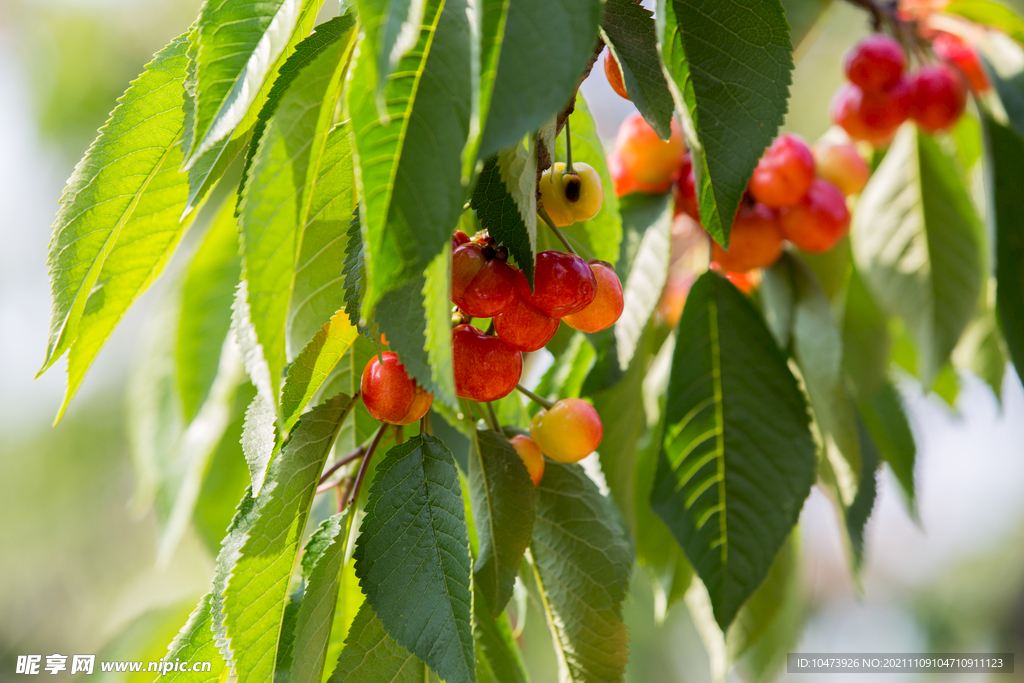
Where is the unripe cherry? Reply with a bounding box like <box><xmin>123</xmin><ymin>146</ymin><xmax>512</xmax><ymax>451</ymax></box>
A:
<box><xmin>539</xmin><ymin>162</ymin><xmax>605</xmax><ymax>227</ymax></box>
<box><xmin>563</xmin><ymin>261</ymin><xmax>624</xmax><ymax>333</ymax></box>
<box><xmin>608</xmin><ymin>150</ymin><xmax>671</xmax><ymax>197</ymax></box>
<box><xmin>831</xmin><ymin>80</ymin><xmax>911</xmax><ymax>143</ymax></box>
<box><xmin>780</xmin><ymin>179</ymin><xmax>850</xmax><ymax>253</ymax></box>
<box><xmin>527</xmin><ymin>251</ymin><xmax>597</xmax><ymax>317</ymax></box>
<box><xmin>616</xmin><ymin>113</ymin><xmax>686</xmax><ymax>188</ymax></box>
<box><xmin>711</xmin><ymin>203</ymin><xmax>784</xmax><ymax>273</ymax></box>
<box><xmin>813</xmin><ymin>141</ymin><xmax>870</xmax><ymax>195</ymax></box>
<box><xmin>932</xmin><ymin>32</ymin><xmax>990</xmax><ymax>93</ymax></box>
<box><xmin>908</xmin><ymin>64</ymin><xmax>967</xmax><ymax>133</ymax></box>
<box><xmin>451</xmin><ymin>243</ymin><xmax>518</xmax><ymax>318</ymax></box>
<box><xmin>509</xmin><ymin>434</ymin><xmax>545</xmax><ymax>486</ymax></box>
<box><xmin>494</xmin><ymin>272</ymin><xmax>560</xmax><ymax>352</ymax></box>
<box><xmin>530</xmin><ymin>398</ymin><xmax>603</xmax><ymax>464</ymax></box>
<box><xmin>749</xmin><ymin>134</ymin><xmax>816</xmax><ymax>208</ymax></box>
<box><xmin>604</xmin><ymin>51</ymin><xmax>629</xmax><ymax>100</ymax></box>
<box><xmin>844</xmin><ymin>34</ymin><xmax>907</xmax><ymax>92</ymax></box>
<box><xmin>452</xmin><ymin>325</ymin><xmax>523</xmax><ymax>402</ymax></box>
<box><xmin>361</xmin><ymin>352</ymin><xmax>433</xmax><ymax>425</ymax></box>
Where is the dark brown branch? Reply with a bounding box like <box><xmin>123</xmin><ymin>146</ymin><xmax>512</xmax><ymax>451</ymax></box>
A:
<box><xmin>318</xmin><ymin>445</ymin><xmax>367</xmax><ymax>486</ymax></box>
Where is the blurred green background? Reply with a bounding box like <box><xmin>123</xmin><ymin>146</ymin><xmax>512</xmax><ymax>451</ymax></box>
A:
<box><xmin>1</xmin><ymin>0</ymin><xmax>1024</xmax><ymax>681</ymax></box>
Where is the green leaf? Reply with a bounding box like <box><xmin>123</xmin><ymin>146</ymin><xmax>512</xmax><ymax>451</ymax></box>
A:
<box><xmin>981</xmin><ymin>113</ymin><xmax>1024</xmax><ymax>390</ymax></box>
<box><xmin>532</xmin><ymin>332</ymin><xmax>597</xmax><ymax>411</ymax></box>
<box><xmin>953</xmin><ymin>291</ymin><xmax>1008</xmax><ymax>401</ymax></box>
<box><xmin>289</xmin><ymin>123</ymin><xmax>358</xmax><ymax>353</ymax></box>
<box><xmin>178</xmin><ymin>197</ymin><xmax>243</xmax><ymax>422</ymax></box>
<box><xmin>651</xmin><ymin>271</ymin><xmax>816</xmax><ymax>631</ymax></box>
<box><xmin>162</xmin><ymin>593</ymin><xmax>228</xmax><ymax>683</ymax></box>
<box><xmin>221</xmin><ymin>393</ymin><xmax>357</xmax><ymax>682</ymax></box>
<box><xmin>477</xmin><ymin>0</ymin><xmax>602</xmax><ymax>159</ymax></box>
<box><xmin>600</xmin><ymin>0</ymin><xmax>676</xmax><ymax>139</ymax></box>
<box><xmin>471</xmin><ymin>146</ymin><xmax>538</xmax><ymax>285</ymax></box>
<box><xmin>656</xmin><ymin>0</ymin><xmax>793</xmax><ymax>246</ymax></box>
<box><xmin>473</xmin><ymin>586</ymin><xmax>530</xmax><ymax>683</ymax></box>
<box><xmin>858</xmin><ymin>381</ymin><xmax>917</xmax><ymax>517</ymax></box>
<box><xmin>328</xmin><ymin>602</ymin><xmax>441</xmax><ymax>682</ymax></box>
<box><xmin>187</xmin><ymin>0</ymin><xmax>323</xmax><ymax>165</ymax></box>
<box><xmin>341</xmin><ymin>208</ymin><xmax>366</xmax><ymax>329</ymax></box>
<box><xmin>242</xmin><ymin>392</ymin><xmax>278</xmax><ymax>497</ymax></box>
<box><xmin>530</xmin><ymin>461</ymin><xmax>633</xmax><ymax>683</ymax></box>
<box><xmin>348</xmin><ymin>0</ymin><xmax>472</xmax><ymax>320</ymax></box>
<box><xmin>852</xmin><ymin>126</ymin><xmax>983</xmax><ymax>387</ymax></box>
<box><xmin>947</xmin><ymin>0</ymin><xmax>1024</xmax><ymax>44</ymax></box>
<box><xmin>354</xmin><ymin>434</ymin><xmax>475</xmax><ymax>683</ymax></box>
<box><xmin>239</xmin><ymin>24</ymin><xmax>354</xmax><ymax>404</ymax></box>
<box><xmin>846</xmin><ymin>415</ymin><xmax>881</xmax><ymax>573</ymax></box>
<box><xmin>355</xmin><ymin>0</ymin><xmax>430</xmax><ymax>109</ymax></box>
<box><xmin>549</xmin><ymin>96</ymin><xmax>622</xmax><ymax>266</ymax></box>
<box><xmin>614</xmin><ymin>194</ymin><xmax>673</xmax><ymax>370</ymax></box>
<box><xmin>320</xmin><ymin>335</ymin><xmax>381</xmax><ymax>454</ymax></box>
<box><xmin>765</xmin><ymin>255</ymin><xmax>862</xmax><ymax>505</ymax></box>
<box><xmin>467</xmin><ymin>429</ymin><xmax>536</xmax><ymax>617</ymax></box>
<box><xmin>322</xmin><ymin>557</ymin><xmax>365</xmax><ymax>681</ymax></box>
<box><xmin>281</xmin><ymin>311</ymin><xmax>360</xmax><ymax>432</ymax></box>
<box><xmin>842</xmin><ymin>264</ymin><xmax>891</xmax><ymax>402</ymax></box>
<box><xmin>286</xmin><ymin>513</ymin><xmax>351</xmax><ymax>683</ymax></box>
<box><xmin>41</xmin><ymin>32</ymin><xmax>194</xmax><ymax>418</ymax></box>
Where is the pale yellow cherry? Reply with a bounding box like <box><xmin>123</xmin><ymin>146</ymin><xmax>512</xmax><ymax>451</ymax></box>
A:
<box><xmin>539</xmin><ymin>162</ymin><xmax>605</xmax><ymax>227</ymax></box>
<box><xmin>529</xmin><ymin>398</ymin><xmax>603</xmax><ymax>464</ymax></box>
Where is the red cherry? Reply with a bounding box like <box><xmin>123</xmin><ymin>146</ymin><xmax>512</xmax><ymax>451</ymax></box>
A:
<box><xmin>831</xmin><ymin>80</ymin><xmax>911</xmax><ymax>143</ymax></box>
<box><xmin>844</xmin><ymin>34</ymin><xmax>907</xmax><ymax>92</ymax></box>
<box><xmin>616</xmin><ymin>113</ymin><xmax>686</xmax><ymax>188</ymax></box>
<box><xmin>749</xmin><ymin>134</ymin><xmax>816</xmax><ymax>209</ymax></box>
<box><xmin>527</xmin><ymin>251</ymin><xmax>597</xmax><ymax>317</ymax></box>
<box><xmin>451</xmin><ymin>243</ymin><xmax>518</xmax><ymax>318</ymax></box>
<box><xmin>452</xmin><ymin>325</ymin><xmax>523</xmax><ymax>402</ymax></box>
<box><xmin>494</xmin><ymin>273</ymin><xmax>560</xmax><ymax>352</ymax></box>
<box><xmin>607</xmin><ymin>150</ymin><xmax>674</xmax><ymax>197</ymax></box>
<box><xmin>360</xmin><ymin>352</ymin><xmax>433</xmax><ymax>425</ymax></box>
<box><xmin>711</xmin><ymin>203</ymin><xmax>784</xmax><ymax>272</ymax></box>
<box><xmin>780</xmin><ymin>179</ymin><xmax>850</xmax><ymax>253</ymax></box>
<box><xmin>563</xmin><ymin>261</ymin><xmax>624</xmax><ymax>333</ymax></box>
<box><xmin>452</xmin><ymin>230</ymin><xmax>470</xmax><ymax>248</ymax></box>
<box><xmin>932</xmin><ymin>32</ymin><xmax>990</xmax><ymax>93</ymax></box>
<box><xmin>673</xmin><ymin>153</ymin><xmax>700</xmax><ymax>219</ymax></box>
<box><xmin>908</xmin><ymin>64</ymin><xmax>967</xmax><ymax>133</ymax></box>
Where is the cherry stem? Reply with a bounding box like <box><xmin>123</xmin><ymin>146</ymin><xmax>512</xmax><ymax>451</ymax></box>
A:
<box><xmin>516</xmin><ymin>384</ymin><xmax>555</xmax><ymax>410</ymax></box>
<box><xmin>486</xmin><ymin>402</ymin><xmax>501</xmax><ymax>432</ymax></box>
<box><xmin>345</xmin><ymin>423</ymin><xmax>388</xmax><ymax>510</ymax></box>
<box><xmin>564</xmin><ymin>116</ymin><xmax>575</xmax><ymax>174</ymax></box>
<box><xmin>537</xmin><ymin>207</ymin><xmax>579</xmax><ymax>256</ymax></box>
<box><xmin>318</xmin><ymin>444</ymin><xmax>367</xmax><ymax>486</ymax></box>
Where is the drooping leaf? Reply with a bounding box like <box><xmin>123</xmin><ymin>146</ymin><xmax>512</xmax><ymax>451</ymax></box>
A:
<box><xmin>241</xmin><ymin>392</ymin><xmax>278</xmax><ymax>497</ymax></box>
<box><xmin>467</xmin><ymin>429</ymin><xmax>535</xmax><ymax>618</ymax></box>
<box><xmin>239</xmin><ymin>24</ymin><xmax>355</xmax><ymax>405</ymax></box>
<box><xmin>471</xmin><ymin>145</ymin><xmax>538</xmax><ymax>285</ymax></box>
<box><xmin>281</xmin><ymin>311</ymin><xmax>359</xmax><ymax>432</ymax></box>
<box><xmin>288</xmin><ymin>122</ymin><xmax>357</xmax><ymax>353</ymax></box>
<box><xmin>328</xmin><ymin>602</ymin><xmax>441</xmax><ymax>682</ymax></box>
<box><xmin>600</xmin><ymin>0</ymin><xmax>676</xmax><ymax>139</ymax></box>
<box><xmin>852</xmin><ymin>126</ymin><xmax>983</xmax><ymax>387</ymax></box>
<box><xmin>473</xmin><ymin>586</ymin><xmax>530</xmax><ymax>683</ymax></box>
<box><xmin>477</xmin><ymin>0</ymin><xmax>602</xmax><ymax>159</ymax></box>
<box><xmin>355</xmin><ymin>0</ymin><xmax>430</xmax><ymax>110</ymax></box>
<box><xmin>286</xmin><ymin>513</ymin><xmax>351</xmax><ymax>683</ymax></box>
<box><xmin>846</xmin><ymin>415</ymin><xmax>881</xmax><ymax>573</ymax></box>
<box><xmin>322</xmin><ymin>558</ymin><xmax>365</xmax><ymax>681</ymax></box>
<box><xmin>187</xmin><ymin>0</ymin><xmax>324</xmax><ymax>165</ymax></box>
<box><xmin>858</xmin><ymin>381</ymin><xmax>917</xmax><ymax>517</ymax></box>
<box><xmin>221</xmin><ymin>393</ymin><xmax>357</xmax><ymax>682</ymax></box>
<box><xmin>953</xmin><ymin>289</ymin><xmax>1008</xmax><ymax>401</ymax></box>
<box><xmin>842</xmin><ymin>264</ymin><xmax>891</xmax><ymax>402</ymax></box>
<box><xmin>353</xmin><ymin>434</ymin><xmax>475</xmax><ymax>683</ymax></box>
<box><xmin>177</xmin><ymin>196</ymin><xmax>243</xmax><ymax>422</ymax></box>
<box><xmin>656</xmin><ymin>0</ymin><xmax>793</xmax><ymax>245</ymax></box>
<box><xmin>341</xmin><ymin>208</ymin><xmax>366</xmax><ymax>328</ymax></box>
<box><xmin>981</xmin><ymin>113</ymin><xmax>1024</xmax><ymax>390</ymax></box>
<box><xmin>530</xmin><ymin>461</ymin><xmax>633</xmax><ymax>683</ymax></box>
<box><xmin>348</xmin><ymin>0</ymin><xmax>472</xmax><ymax>320</ymax></box>
<box><xmin>651</xmin><ymin>271</ymin><xmax>816</xmax><ymax>631</ymax></box>
<box><xmin>614</xmin><ymin>194</ymin><xmax>673</xmax><ymax>370</ymax></box>
<box><xmin>781</xmin><ymin>0</ymin><xmax>832</xmax><ymax>49</ymax></box>
<box><xmin>41</xmin><ymin>32</ymin><xmax>195</xmax><ymax>418</ymax></box>
<box><xmin>162</xmin><ymin>593</ymin><xmax>228</xmax><ymax>683</ymax></box>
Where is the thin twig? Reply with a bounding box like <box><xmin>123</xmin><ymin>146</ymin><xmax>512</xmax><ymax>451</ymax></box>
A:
<box><xmin>486</xmin><ymin>402</ymin><xmax>502</xmax><ymax>433</ymax></box>
<box><xmin>318</xmin><ymin>445</ymin><xmax>367</xmax><ymax>486</ymax></box>
<box><xmin>516</xmin><ymin>384</ymin><xmax>555</xmax><ymax>410</ymax></box>
<box><xmin>537</xmin><ymin>208</ymin><xmax>578</xmax><ymax>256</ymax></box>
<box><xmin>345</xmin><ymin>423</ymin><xmax>388</xmax><ymax>510</ymax></box>
<box><xmin>564</xmin><ymin>116</ymin><xmax>574</xmax><ymax>174</ymax></box>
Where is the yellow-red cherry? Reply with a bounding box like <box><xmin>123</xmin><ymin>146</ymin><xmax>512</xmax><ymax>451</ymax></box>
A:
<box><xmin>530</xmin><ymin>398</ymin><xmax>603</xmax><ymax>464</ymax></box>
<box><xmin>361</xmin><ymin>352</ymin><xmax>433</xmax><ymax>425</ymax></box>
<box><xmin>563</xmin><ymin>261</ymin><xmax>624</xmax><ymax>333</ymax></box>
<box><xmin>452</xmin><ymin>324</ymin><xmax>523</xmax><ymax>402</ymax></box>
<box><xmin>616</xmin><ymin>112</ymin><xmax>686</xmax><ymax>188</ymax></box>
<box><xmin>813</xmin><ymin>141</ymin><xmax>870</xmax><ymax>196</ymax></box>
<box><xmin>509</xmin><ymin>434</ymin><xmax>545</xmax><ymax>486</ymax></box>
<box><xmin>604</xmin><ymin>51</ymin><xmax>629</xmax><ymax>101</ymax></box>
